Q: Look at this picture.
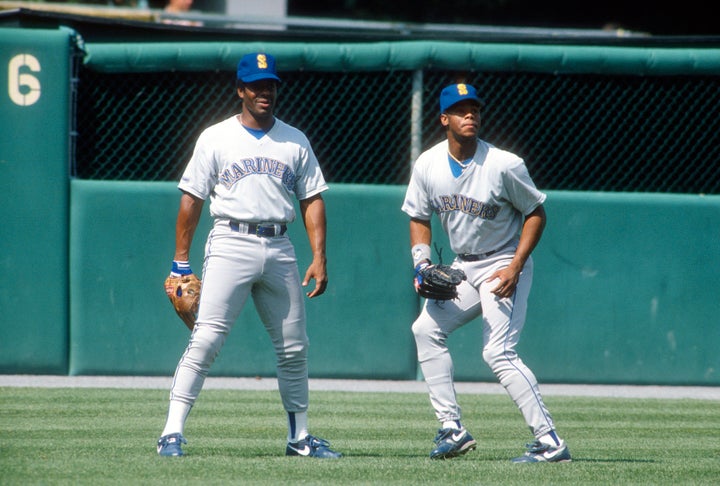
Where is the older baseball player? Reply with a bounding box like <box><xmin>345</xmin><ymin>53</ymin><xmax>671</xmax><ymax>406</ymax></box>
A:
<box><xmin>156</xmin><ymin>53</ymin><xmax>341</xmax><ymax>459</ymax></box>
<box><xmin>401</xmin><ymin>83</ymin><xmax>571</xmax><ymax>463</ymax></box>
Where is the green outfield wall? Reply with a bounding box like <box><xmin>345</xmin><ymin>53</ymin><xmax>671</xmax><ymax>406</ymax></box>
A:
<box><xmin>1</xmin><ymin>26</ymin><xmax>719</xmax><ymax>385</ymax></box>
<box><xmin>67</xmin><ymin>181</ymin><xmax>419</xmax><ymax>379</ymax></box>
<box><xmin>0</xmin><ymin>29</ymin><xmax>72</xmax><ymax>373</ymax></box>
<box><xmin>64</xmin><ymin>183</ymin><xmax>720</xmax><ymax>385</ymax></box>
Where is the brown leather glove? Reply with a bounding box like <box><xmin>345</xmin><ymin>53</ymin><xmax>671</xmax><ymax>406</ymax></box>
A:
<box><xmin>164</xmin><ymin>274</ymin><xmax>201</xmax><ymax>330</ymax></box>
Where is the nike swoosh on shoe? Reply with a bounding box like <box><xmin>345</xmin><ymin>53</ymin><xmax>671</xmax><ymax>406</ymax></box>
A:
<box><xmin>451</xmin><ymin>431</ymin><xmax>466</xmax><ymax>442</ymax></box>
<box><xmin>288</xmin><ymin>444</ymin><xmax>311</xmax><ymax>456</ymax></box>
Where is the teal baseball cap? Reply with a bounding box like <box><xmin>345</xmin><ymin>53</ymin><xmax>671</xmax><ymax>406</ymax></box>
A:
<box><xmin>439</xmin><ymin>83</ymin><xmax>484</xmax><ymax>113</ymax></box>
<box><xmin>237</xmin><ymin>53</ymin><xmax>282</xmax><ymax>83</ymax></box>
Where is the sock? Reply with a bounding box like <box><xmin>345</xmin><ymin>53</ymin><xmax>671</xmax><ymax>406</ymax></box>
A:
<box><xmin>538</xmin><ymin>430</ymin><xmax>561</xmax><ymax>447</ymax></box>
<box><xmin>287</xmin><ymin>411</ymin><xmax>308</xmax><ymax>442</ymax></box>
<box><xmin>161</xmin><ymin>400</ymin><xmax>192</xmax><ymax>437</ymax></box>
<box><xmin>442</xmin><ymin>420</ymin><xmax>462</xmax><ymax>430</ymax></box>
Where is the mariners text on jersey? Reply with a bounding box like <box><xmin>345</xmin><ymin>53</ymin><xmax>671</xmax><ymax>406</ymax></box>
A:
<box><xmin>219</xmin><ymin>157</ymin><xmax>296</xmax><ymax>192</ymax></box>
<box><xmin>433</xmin><ymin>193</ymin><xmax>501</xmax><ymax>220</ymax></box>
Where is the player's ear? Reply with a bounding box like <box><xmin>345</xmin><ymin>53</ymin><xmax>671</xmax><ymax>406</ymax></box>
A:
<box><xmin>236</xmin><ymin>79</ymin><xmax>245</xmax><ymax>100</ymax></box>
<box><xmin>440</xmin><ymin>113</ymin><xmax>449</xmax><ymax>128</ymax></box>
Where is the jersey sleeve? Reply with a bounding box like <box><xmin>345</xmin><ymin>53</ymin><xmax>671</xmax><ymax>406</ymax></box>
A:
<box><xmin>178</xmin><ymin>129</ymin><xmax>218</xmax><ymax>200</ymax></box>
<box><xmin>502</xmin><ymin>157</ymin><xmax>546</xmax><ymax>215</ymax></box>
<box><xmin>291</xmin><ymin>136</ymin><xmax>328</xmax><ymax>201</ymax></box>
<box><xmin>401</xmin><ymin>158</ymin><xmax>433</xmax><ymax>220</ymax></box>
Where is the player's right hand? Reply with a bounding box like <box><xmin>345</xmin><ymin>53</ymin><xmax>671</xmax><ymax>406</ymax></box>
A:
<box><xmin>413</xmin><ymin>260</ymin><xmax>430</xmax><ymax>292</ymax></box>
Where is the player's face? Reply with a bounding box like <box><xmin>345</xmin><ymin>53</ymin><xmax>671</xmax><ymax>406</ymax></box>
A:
<box><xmin>441</xmin><ymin>100</ymin><xmax>481</xmax><ymax>140</ymax></box>
<box><xmin>238</xmin><ymin>79</ymin><xmax>278</xmax><ymax>125</ymax></box>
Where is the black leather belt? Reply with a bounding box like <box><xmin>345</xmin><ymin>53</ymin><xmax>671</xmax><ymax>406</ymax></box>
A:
<box><xmin>457</xmin><ymin>250</ymin><xmax>497</xmax><ymax>261</ymax></box>
<box><xmin>229</xmin><ymin>221</ymin><xmax>287</xmax><ymax>237</ymax></box>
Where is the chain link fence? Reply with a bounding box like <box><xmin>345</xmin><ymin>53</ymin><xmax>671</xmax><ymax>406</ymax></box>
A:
<box><xmin>75</xmin><ymin>60</ymin><xmax>720</xmax><ymax>193</ymax></box>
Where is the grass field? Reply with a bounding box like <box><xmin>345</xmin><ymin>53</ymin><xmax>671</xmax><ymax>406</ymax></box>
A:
<box><xmin>1</xmin><ymin>386</ymin><xmax>719</xmax><ymax>485</ymax></box>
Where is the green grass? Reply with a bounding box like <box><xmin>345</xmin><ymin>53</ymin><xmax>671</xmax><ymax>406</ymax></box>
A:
<box><xmin>1</xmin><ymin>386</ymin><xmax>719</xmax><ymax>485</ymax></box>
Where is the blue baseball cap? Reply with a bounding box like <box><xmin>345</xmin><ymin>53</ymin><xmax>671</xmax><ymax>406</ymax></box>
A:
<box><xmin>439</xmin><ymin>83</ymin><xmax>484</xmax><ymax>113</ymax></box>
<box><xmin>237</xmin><ymin>53</ymin><xmax>282</xmax><ymax>83</ymax></box>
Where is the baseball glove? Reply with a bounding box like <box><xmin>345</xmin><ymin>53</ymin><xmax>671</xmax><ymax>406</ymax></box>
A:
<box><xmin>415</xmin><ymin>264</ymin><xmax>467</xmax><ymax>300</ymax></box>
<box><xmin>164</xmin><ymin>274</ymin><xmax>201</xmax><ymax>330</ymax></box>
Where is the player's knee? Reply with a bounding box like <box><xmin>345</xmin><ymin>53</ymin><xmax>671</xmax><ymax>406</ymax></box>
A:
<box><xmin>482</xmin><ymin>345</ymin><xmax>498</xmax><ymax>366</ymax></box>
<box><xmin>411</xmin><ymin>319</ymin><xmax>423</xmax><ymax>338</ymax></box>
<box><xmin>482</xmin><ymin>346</ymin><xmax>518</xmax><ymax>371</ymax></box>
<box><xmin>185</xmin><ymin>327</ymin><xmax>226</xmax><ymax>367</ymax></box>
<box><xmin>412</xmin><ymin>319</ymin><xmax>445</xmax><ymax>344</ymax></box>
<box><xmin>276</xmin><ymin>341</ymin><xmax>308</xmax><ymax>369</ymax></box>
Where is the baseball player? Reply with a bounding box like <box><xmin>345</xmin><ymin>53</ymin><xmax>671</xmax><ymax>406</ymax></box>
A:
<box><xmin>156</xmin><ymin>52</ymin><xmax>341</xmax><ymax>459</ymax></box>
<box><xmin>401</xmin><ymin>83</ymin><xmax>571</xmax><ymax>463</ymax></box>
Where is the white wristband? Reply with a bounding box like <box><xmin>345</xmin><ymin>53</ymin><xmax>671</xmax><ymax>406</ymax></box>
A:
<box><xmin>411</xmin><ymin>243</ymin><xmax>432</xmax><ymax>267</ymax></box>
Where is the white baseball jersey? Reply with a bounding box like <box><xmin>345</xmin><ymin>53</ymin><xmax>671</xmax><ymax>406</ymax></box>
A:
<box><xmin>401</xmin><ymin>139</ymin><xmax>546</xmax><ymax>255</ymax></box>
<box><xmin>179</xmin><ymin>115</ymin><xmax>328</xmax><ymax>223</ymax></box>
<box><xmin>405</xmin><ymin>137</ymin><xmax>559</xmax><ymax>441</ymax></box>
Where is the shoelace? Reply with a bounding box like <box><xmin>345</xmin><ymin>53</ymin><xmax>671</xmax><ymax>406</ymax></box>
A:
<box><xmin>306</xmin><ymin>435</ymin><xmax>331</xmax><ymax>449</ymax></box>
<box><xmin>525</xmin><ymin>440</ymin><xmax>551</xmax><ymax>453</ymax></box>
<box><xmin>159</xmin><ymin>433</ymin><xmax>186</xmax><ymax>448</ymax></box>
<box><xmin>433</xmin><ymin>428</ymin><xmax>457</xmax><ymax>443</ymax></box>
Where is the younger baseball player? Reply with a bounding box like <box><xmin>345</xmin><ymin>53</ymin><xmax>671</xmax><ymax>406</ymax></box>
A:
<box><xmin>156</xmin><ymin>52</ymin><xmax>341</xmax><ymax>459</ymax></box>
<box><xmin>401</xmin><ymin>83</ymin><xmax>571</xmax><ymax>463</ymax></box>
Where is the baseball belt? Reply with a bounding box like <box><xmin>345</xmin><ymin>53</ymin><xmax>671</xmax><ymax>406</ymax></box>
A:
<box><xmin>229</xmin><ymin>221</ymin><xmax>287</xmax><ymax>237</ymax></box>
<box><xmin>457</xmin><ymin>250</ymin><xmax>498</xmax><ymax>261</ymax></box>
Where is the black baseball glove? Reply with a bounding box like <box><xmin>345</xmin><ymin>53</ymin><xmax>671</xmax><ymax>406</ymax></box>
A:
<box><xmin>414</xmin><ymin>263</ymin><xmax>467</xmax><ymax>300</ymax></box>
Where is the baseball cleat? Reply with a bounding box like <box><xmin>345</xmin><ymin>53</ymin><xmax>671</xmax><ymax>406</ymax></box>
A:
<box><xmin>511</xmin><ymin>439</ymin><xmax>571</xmax><ymax>463</ymax></box>
<box><xmin>286</xmin><ymin>434</ymin><xmax>342</xmax><ymax>459</ymax></box>
<box><xmin>157</xmin><ymin>433</ymin><xmax>187</xmax><ymax>457</ymax></box>
<box><xmin>429</xmin><ymin>428</ymin><xmax>477</xmax><ymax>459</ymax></box>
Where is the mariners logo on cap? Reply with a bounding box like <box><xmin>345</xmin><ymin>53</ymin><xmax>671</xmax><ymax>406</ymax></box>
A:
<box><xmin>439</xmin><ymin>83</ymin><xmax>483</xmax><ymax>113</ymax></box>
<box><xmin>237</xmin><ymin>52</ymin><xmax>282</xmax><ymax>83</ymax></box>
<box><xmin>256</xmin><ymin>54</ymin><xmax>268</xmax><ymax>69</ymax></box>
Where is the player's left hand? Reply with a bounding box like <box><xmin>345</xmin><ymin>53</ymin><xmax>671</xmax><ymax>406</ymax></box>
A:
<box><xmin>302</xmin><ymin>258</ymin><xmax>328</xmax><ymax>298</ymax></box>
<box><xmin>487</xmin><ymin>265</ymin><xmax>520</xmax><ymax>299</ymax></box>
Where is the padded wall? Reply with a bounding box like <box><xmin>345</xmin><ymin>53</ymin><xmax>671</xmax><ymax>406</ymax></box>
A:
<box><xmin>452</xmin><ymin>192</ymin><xmax>720</xmax><ymax>385</ymax></box>
<box><xmin>67</xmin><ymin>182</ymin><xmax>720</xmax><ymax>385</ymax></box>
<box><xmin>524</xmin><ymin>192</ymin><xmax>720</xmax><ymax>385</ymax></box>
<box><xmin>68</xmin><ymin>181</ymin><xmax>419</xmax><ymax>379</ymax></box>
<box><xmin>0</xmin><ymin>29</ymin><xmax>72</xmax><ymax>373</ymax></box>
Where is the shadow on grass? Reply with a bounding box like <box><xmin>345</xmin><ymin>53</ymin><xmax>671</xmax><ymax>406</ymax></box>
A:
<box><xmin>567</xmin><ymin>458</ymin><xmax>657</xmax><ymax>463</ymax></box>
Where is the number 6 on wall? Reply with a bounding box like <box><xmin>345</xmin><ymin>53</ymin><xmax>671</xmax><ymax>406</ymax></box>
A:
<box><xmin>8</xmin><ymin>54</ymin><xmax>41</xmax><ymax>106</ymax></box>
